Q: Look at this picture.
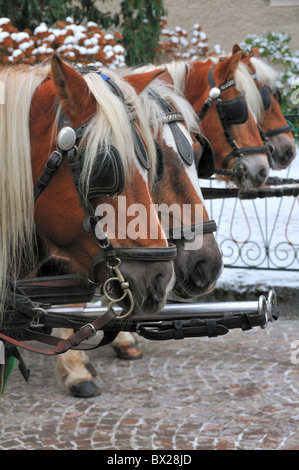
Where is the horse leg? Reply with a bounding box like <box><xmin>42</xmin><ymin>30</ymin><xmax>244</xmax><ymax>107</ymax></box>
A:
<box><xmin>111</xmin><ymin>332</ymin><xmax>143</xmax><ymax>360</ymax></box>
<box><xmin>99</xmin><ymin>297</ymin><xmax>143</xmax><ymax>360</ymax></box>
<box><xmin>55</xmin><ymin>328</ymin><xmax>101</xmax><ymax>398</ymax></box>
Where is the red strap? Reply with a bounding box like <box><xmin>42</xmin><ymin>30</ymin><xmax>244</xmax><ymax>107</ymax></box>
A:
<box><xmin>0</xmin><ymin>308</ymin><xmax>116</xmax><ymax>356</ymax></box>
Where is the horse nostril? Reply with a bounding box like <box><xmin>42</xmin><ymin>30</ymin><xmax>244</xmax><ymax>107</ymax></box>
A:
<box><xmin>257</xmin><ymin>167</ymin><xmax>267</xmax><ymax>183</ymax></box>
<box><xmin>190</xmin><ymin>260</ymin><xmax>206</xmax><ymax>287</ymax></box>
<box><xmin>268</xmin><ymin>143</ymin><xmax>275</xmax><ymax>155</ymax></box>
<box><xmin>152</xmin><ymin>273</ymin><xmax>166</xmax><ymax>302</ymax></box>
<box><xmin>286</xmin><ymin>147</ymin><xmax>295</xmax><ymax>160</ymax></box>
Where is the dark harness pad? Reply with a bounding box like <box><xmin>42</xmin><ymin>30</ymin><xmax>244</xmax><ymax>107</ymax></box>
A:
<box><xmin>196</xmin><ymin>134</ymin><xmax>215</xmax><ymax>178</ymax></box>
<box><xmin>87</xmin><ymin>146</ymin><xmax>125</xmax><ymax>198</ymax></box>
<box><xmin>148</xmin><ymin>87</ymin><xmax>195</xmax><ymax>166</ymax></box>
<box><xmin>154</xmin><ymin>139</ymin><xmax>165</xmax><ymax>182</ymax></box>
<box><xmin>273</xmin><ymin>88</ymin><xmax>282</xmax><ymax>105</ymax></box>
<box><xmin>259</xmin><ymin>85</ymin><xmax>281</xmax><ymax>111</ymax></box>
<box><xmin>132</xmin><ymin>125</ymin><xmax>150</xmax><ymax>170</ymax></box>
<box><xmin>220</xmin><ymin>93</ymin><xmax>248</xmax><ymax>126</ymax></box>
<box><xmin>259</xmin><ymin>85</ymin><xmax>271</xmax><ymax>111</ymax></box>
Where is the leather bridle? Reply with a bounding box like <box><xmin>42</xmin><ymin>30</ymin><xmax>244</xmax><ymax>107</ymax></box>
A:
<box><xmin>196</xmin><ymin>65</ymin><xmax>271</xmax><ymax>171</ymax></box>
<box><xmin>147</xmin><ymin>87</ymin><xmax>217</xmax><ymax>237</ymax></box>
<box><xmin>33</xmin><ymin>73</ymin><xmax>178</xmax><ymax>320</ymax></box>
<box><xmin>251</xmin><ymin>76</ymin><xmax>293</xmax><ymax>162</ymax></box>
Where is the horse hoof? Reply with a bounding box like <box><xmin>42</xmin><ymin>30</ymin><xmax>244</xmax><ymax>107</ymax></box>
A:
<box><xmin>70</xmin><ymin>381</ymin><xmax>101</xmax><ymax>398</ymax></box>
<box><xmin>85</xmin><ymin>362</ymin><xmax>97</xmax><ymax>377</ymax></box>
<box><xmin>113</xmin><ymin>342</ymin><xmax>143</xmax><ymax>360</ymax></box>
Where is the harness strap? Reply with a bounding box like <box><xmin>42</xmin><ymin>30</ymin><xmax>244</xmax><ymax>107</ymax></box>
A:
<box><xmin>34</xmin><ymin>151</ymin><xmax>63</xmax><ymax>203</ymax></box>
<box><xmin>261</xmin><ymin>124</ymin><xmax>292</xmax><ymax>139</ymax></box>
<box><xmin>197</xmin><ymin>66</ymin><xmax>270</xmax><ymax>171</ymax></box>
<box><xmin>222</xmin><ymin>145</ymin><xmax>270</xmax><ymax>169</ymax></box>
<box><xmin>136</xmin><ymin>311</ymin><xmax>268</xmax><ymax>341</ymax></box>
<box><xmin>165</xmin><ymin>220</ymin><xmax>217</xmax><ymax>238</ymax></box>
<box><xmin>251</xmin><ymin>75</ymin><xmax>293</xmax><ymax>146</ymax></box>
<box><xmin>161</xmin><ymin>112</ymin><xmax>185</xmax><ymax>124</ymax></box>
<box><xmin>0</xmin><ymin>308</ymin><xmax>117</xmax><ymax>356</ymax></box>
<box><xmin>5</xmin><ymin>283</ymin><xmax>39</xmax><ymax>319</ymax></box>
<box><xmin>102</xmin><ymin>73</ymin><xmax>151</xmax><ymax>170</ymax></box>
<box><xmin>88</xmin><ymin>244</ymin><xmax>178</xmax><ymax>284</ymax></box>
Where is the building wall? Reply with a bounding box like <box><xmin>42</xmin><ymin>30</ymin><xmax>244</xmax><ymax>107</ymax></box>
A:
<box><xmin>98</xmin><ymin>0</ymin><xmax>299</xmax><ymax>52</ymax></box>
<box><xmin>163</xmin><ymin>0</ymin><xmax>299</xmax><ymax>52</ymax></box>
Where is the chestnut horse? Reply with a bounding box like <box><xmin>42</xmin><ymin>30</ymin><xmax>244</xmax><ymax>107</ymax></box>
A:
<box><xmin>0</xmin><ymin>56</ymin><xmax>177</xmax><ymax>356</ymax></box>
<box><xmin>54</xmin><ymin>68</ymin><xmax>223</xmax><ymax>397</ymax></box>
<box><xmin>127</xmin><ymin>70</ymin><xmax>223</xmax><ymax>299</ymax></box>
<box><xmin>232</xmin><ymin>44</ymin><xmax>296</xmax><ymax>169</ymax></box>
<box><xmin>164</xmin><ymin>51</ymin><xmax>271</xmax><ymax>190</ymax></box>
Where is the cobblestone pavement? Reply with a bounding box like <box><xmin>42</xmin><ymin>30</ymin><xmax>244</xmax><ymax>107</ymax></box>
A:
<box><xmin>0</xmin><ymin>320</ymin><xmax>298</xmax><ymax>450</ymax></box>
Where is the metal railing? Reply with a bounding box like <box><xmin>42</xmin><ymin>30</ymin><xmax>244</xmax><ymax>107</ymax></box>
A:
<box><xmin>203</xmin><ymin>114</ymin><xmax>299</xmax><ymax>271</ymax></box>
<box><xmin>284</xmin><ymin>113</ymin><xmax>299</xmax><ymax>142</ymax></box>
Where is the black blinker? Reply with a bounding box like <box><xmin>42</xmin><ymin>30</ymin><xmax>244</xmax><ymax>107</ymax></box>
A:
<box><xmin>259</xmin><ymin>86</ymin><xmax>271</xmax><ymax>111</ymax></box>
<box><xmin>273</xmin><ymin>88</ymin><xmax>282</xmax><ymax>105</ymax></box>
<box><xmin>87</xmin><ymin>146</ymin><xmax>125</xmax><ymax>198</ymax></box>
<box><xmin>221</xmin><ymin>94</ymin><xmax>248</xmax><ymax>126</ymax></box>
<box><xmin>154</xmin><ymin>139</ymin><xmax>165</xmax><ymax>182</ymax></box>
<box><xmin>132</xmin><ymin>125</ymin><xmax>150</xmax><ymax>170</ymax></box>
<box><xmin>196</xmin><ymin>134</ymin><xmax>215</xmax><ymax>178</ymax></box>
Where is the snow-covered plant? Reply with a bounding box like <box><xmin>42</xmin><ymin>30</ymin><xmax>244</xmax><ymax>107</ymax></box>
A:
<box><xmin>0</xmin><ymin>0</ymin><xmax>166</xmax><ymax>67</ymax></box>
<box><xmin>240</xmin><ymin>32</ymin><xmax>299</xmax><ymax>114</ymax></box>
<box><xmin>156</xmin><ymin>19</ymin><xmax>222</xmax><ymax>62</ymax></box>
<box><xmin>0</xmin><ymin>17</ymin><xmax>125</xmax><ymax>68</ymax></box>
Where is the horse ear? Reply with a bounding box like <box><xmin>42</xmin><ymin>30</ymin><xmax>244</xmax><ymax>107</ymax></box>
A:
<box><xmin>232</xmin><ymin>44</ymin><xmax>241</xmax><ymax>54</ymax></box>
<box><xmin>232</xmin><ymin>45</ymin><xmax>250</xmax><ymax>63</ymax></box>
<box><xmin>251</xmin><ymin>47</ymin><xmax>260</xmax><ymax>57</ymax></box>
<box><xmin>217</xmin><ymin>50</ymin><xmax>243</xmax><ymax>82</ymax></box>
<box><xmin>124</xmin><ymin>69</ymin><xmax>165</xmax><ymax>94</ymax></box>
<box><xmin>51</xmin><ymin>54</ymin><xmax>94</xmax><ymax>119</ymax></box>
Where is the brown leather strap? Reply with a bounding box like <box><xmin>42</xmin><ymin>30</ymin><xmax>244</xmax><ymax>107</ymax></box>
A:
<box><xmin>88</xmin><ymin>243</ymin><xmax>177</xmax><ymax>283</ymax></box>
<box><xmin>0</xmin><ymin>308</ymin><xmax>116</xmax><ymax>356</ymax></box>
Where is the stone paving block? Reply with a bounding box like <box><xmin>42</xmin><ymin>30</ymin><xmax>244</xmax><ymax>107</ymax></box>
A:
<box><xmin>0</xmin><ymin>320</ymin><xmax>298</xmax><ymax>450</ymax></box>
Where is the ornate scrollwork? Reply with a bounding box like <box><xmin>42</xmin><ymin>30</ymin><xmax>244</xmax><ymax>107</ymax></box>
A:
<box><xmin>213</xmin><ymin>189</ymin><xmax>299</xmax><ymax>271</ymax></box>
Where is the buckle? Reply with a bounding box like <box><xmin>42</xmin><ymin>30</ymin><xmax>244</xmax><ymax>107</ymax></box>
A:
<box><xmin>47</xmin><ymin>151</ymin><xmax>63</xmax><ymax>171</ymax></box>
<box><xmin>80</xmin><ymin>323</ymin><xmax>97</xmax><ymax>338</ymax></box>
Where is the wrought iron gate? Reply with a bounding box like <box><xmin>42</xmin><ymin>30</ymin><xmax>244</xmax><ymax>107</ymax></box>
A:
<box><xmin>204</xmin><ymin>114</ymin><xmax>299</xmax><ymax>272</ymax></box>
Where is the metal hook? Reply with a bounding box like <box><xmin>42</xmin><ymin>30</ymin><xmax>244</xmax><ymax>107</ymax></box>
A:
<box><xmin>103</xmin><ymin>261</ymin><xmax>135</xmax><ymax>319</ymax></box>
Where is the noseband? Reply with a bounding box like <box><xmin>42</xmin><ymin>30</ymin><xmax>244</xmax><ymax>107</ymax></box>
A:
<box><xmin>34</xmin><ymin>73</ymin><xmax>177</xmax><ymax>318</ymax></box>
<box><xmin>197</xmin><ymin>65</ymin><xmax>271</xmax><ymax>170</ymax></box>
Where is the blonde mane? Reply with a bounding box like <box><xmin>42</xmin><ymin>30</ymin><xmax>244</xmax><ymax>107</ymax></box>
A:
<box><xmin>82</xmin><ymin>68</ymin><xmax>157</xmax><ymax>188</ymax></box>
<box><xmin>0</xmin><ymin>63</ymin><xmax>157</xmax><ymax>322</ymax></box>
<box><xmin>234</xmin><ymin>62</ymin><xmax>264</xmax><ymax>120</ymax></box>
<box><xmin>0</xmin><ymin>64</ymin><xmax>50</xmax><ymax>319</ymax></box>
<box><xmin>250</xmin><ymin>56</ymin><xmax>278</xmax><ymax>90</ymax></box>
<box><xmin>123</xmin><ymin>65</ymin><xmax>200</xmax><ymax>139</ymax></box>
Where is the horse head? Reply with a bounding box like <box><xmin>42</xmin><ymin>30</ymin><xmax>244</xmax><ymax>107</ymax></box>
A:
<box><xmin>166</xmin><ymin>51</ymin><xmax>271</xmax><ymax>190</ymax></box>
<box><xmin>29</xmin><ymin>55</ymin><xmax>176</xmax><ymax>317</ymax></box>
<box><xmin>232</xmin><ymin>44</ymin><xmax>296</xmax><ymax>169</ymax></box>
<box><xmin>123</xmin><ymin>71</ymin><xmax>223</xmax><ymax>299</ymax></box>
